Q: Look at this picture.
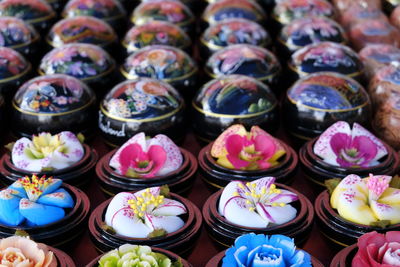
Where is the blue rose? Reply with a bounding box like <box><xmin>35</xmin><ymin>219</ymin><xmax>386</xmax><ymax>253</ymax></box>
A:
<box><xmin>222</xmin><ymin>233</ymin><xmax>312</xmax><ymax>267</ymax></box>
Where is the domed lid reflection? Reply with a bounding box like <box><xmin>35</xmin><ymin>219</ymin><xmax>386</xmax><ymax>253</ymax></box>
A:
<box><xmin>39</xmin><ymin>43</ymin><xmax>115</xmax><ymax>80</ymax></box>
<box><xmin>0</xmin><ymin>0</ymin><xmax>56</xmax><ymax>24</ymax></box>
<box><xmin>13</xmin><ymin>74</ymin><xmax>95</xmax><ymax>115</ymax></box>
<box><xmin>193</xmin><ymin>75</ymin><xmax>277</xmax><ymax>117</ymax></box>
<box><xmin>123</xmin><ymin>21</ymin><xmax>191</xmax><ymax>53</ymax></box>
<box><xmin>101</xmin><ymin>78</ymin><xmax>184</xmax><ymax>120</ymax></box>
<box><xmin>47</xmin><ymin>16</ymin><xmax>117</xmax><ymax>48</ymax></box>
<box><xmin>121</xmin><ymin>45</ymin><xmax>196</xmax><ymax>82</ymax></box>
<box><xmin>287</xmin><ymin>72</ymin><xmax>369</xmax><ymax>111</ymax></box>
<box><xmin>0</xmin><ymin>47</ymin><xmax>31</xmax><ymax>81</ymax></box>
<box><xmin>62</xmin><ymin>0</ymin><xmax>126</xmax><ymax>22</ymax></box>
<box><xmin>0</xmin><ymin>17</ymin><xmax>39</xmax><ymax>49</ymax></box>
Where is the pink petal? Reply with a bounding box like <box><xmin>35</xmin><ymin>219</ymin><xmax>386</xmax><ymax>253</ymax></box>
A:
<box><xmin>386</xmin><ymin>231</ymin><xmax>400</xmax><ymax>243</ymax></box>
<box><xmin>226</xmin><ymin>135</ymin><xmax>249</xmax><ymax>169</ymax></box>
<box><xmin>270</xmin><ymin>191</ymin><xmax>299</xmax><ymax>203</ymax></box>
<box><xmin>330</xmin><ymin>133</ymin><xmax>351</xmax><ymax>155</ymax></box>
<box><xmin>119</xmin><ymin>144</ymin><xmax>141</xmax><ymax>175</ymax></box>
<box><xmin>227</xmin><ymin>154</ymin><xmax>249</xmax><ymax>169</ymax></box>
<box><xmin>211</xmin><ymin>125</ymin><xmax>247</xmax><ymax>158</ymax></box>
<box><xmin>256</xmin><ymin>160</ymin><xmax>271</xmax><ymax>169</ymax></box>
<box><xmin>146</xmin><ymin>145</ymin><xmax>167</xmax><ymax>177</ymax></box>
<box><xmin>353</xmin><ymin>136</ymin><xmax>378</xmax><ymax>165</ymax></box>
<box><xmin>110</xmin><ymin>132</ymin><xmax>146</xmax><ymax>169</ymax></box>
<box><xmin>254</xmin><ymin>135</ymin><xmax>276</xmax><ymax>159</ymax></box>
<box><xmin>352</xmin><ymin>123</ymin><xmax>388</xmax><ymax>161</ymax></box>
<box><xmin>314</xmin><ymin>121</ymin><xmax>351</xmax><ymax>163</ymax></box>
<box><xmin>151</xmin><ymin>134</ymin><xmax>183</xmax><ymax>175</ymax></box>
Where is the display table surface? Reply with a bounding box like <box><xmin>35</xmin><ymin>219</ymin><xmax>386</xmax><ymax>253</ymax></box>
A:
<box><xmin>67</xmin><ymin>131</ymin><xmax>337</xmax><ymax>266</ymax></box>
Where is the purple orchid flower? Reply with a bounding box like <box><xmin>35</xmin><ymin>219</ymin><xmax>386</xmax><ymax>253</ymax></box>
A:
<box><xmin>314</xmin><ymin>121</ymin><xmax>388</xmax><ymax>168</ymax></box>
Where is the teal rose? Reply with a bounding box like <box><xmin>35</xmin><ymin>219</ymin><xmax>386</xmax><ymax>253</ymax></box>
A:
<box><xmin>222</xmin><ymin>233</ymin><xmax>312</xmax><ymax>267</ymax></box>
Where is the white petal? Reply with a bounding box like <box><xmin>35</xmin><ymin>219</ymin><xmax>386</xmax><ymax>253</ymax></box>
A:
<box><xmin>218</xmin><ymin>181</ymin><xmax>243</xmax><ymax>215</ymax></box>
<box><xmin>313</xmin><ymin>121</ymin><xmax>351</xmax><ymax>165</ymax></box>
<box><xmin>268</xmin><ymin>189</ymin><xmax>298</xmax><ymax>204</ymax></box>
<box><xmin>379</xmin><ymin>188</ymin><xmax>400</xmax><ymax>205</ymax></box>
<box><xmin>261</xmin><ymin>205</ymin><xmax>297</xmax><ymax>225</ymax></box>
<box><xmin>11</xmin><ymin>138</ymin><xmax>52</xmax><ymax>172</ymax></box>
<box><xmin>57</xmin><ymin>131</ymin><xmax>84</xmax><ymax>162</ymax></box>
<box><xmin>370</xmin><ymin>201</ymin><xmax>400</xmax><ymax>224</ymax></box>
<box><xmin>105</xmin><ymin>192</ymin><xmax>135</xmax><ymax>226</ymax></box>
<box><xmin>109</xmin><ymin>132</ymin><xmax>147</xmax><ymax>170</ymax></box>
<box><xmin>144</xmin><ymin>214</ymin><xmax>184</xmax><ymax>234</ymax></box>
<box><xmin>153</xmin><ymin>198</ymin><xmax>187</xmax><ymax>216</ymax></box>
<box><xmin>223</xmin><ymin>197</ymin><xmax>268</xmax><ymax>228</ymax></box>
<box><xmin>335</xmin><ymin>188</ymin><xmax>377</xmax><ymax>225</ymax></box>
<box><xmin>149</xmin><ymin>134</ymin><xmax>183</xmax><ymax>176</ymax></box>
<box><xmin>249</xmin><ymin>177</ymin><xmax>275</xmax><ymax>193</ymax></box>
<box><xmin>330</xmin><ymin>174</ymin><xmax>365</xmax><ymax>209</ymax></box>
<box><xmin>110</xmin><ymin>209</ymin><xmax>152</xmax><ymax>238</ymax></box>
<box><xmin>352</xmin><ymin>123</ymin><xmax>388</xmax><ymax>162</ymax></box>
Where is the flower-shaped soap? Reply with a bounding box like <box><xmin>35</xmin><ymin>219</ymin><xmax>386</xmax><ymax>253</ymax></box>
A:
<box><xmin>219</xmin><ymin>177</ymin><xmax>298</xmax><ymax>228</ymax></box>
<box><xmin>62</xmin><ymin>0</ymin><xmax>126</xmax><ymax>29</ymax></box>
<box><xmin>39</xmin><ymin>43</ymin><xmax>115</xmax><ymax>82</ymax></box>
<box><xmin>205</xmin><ymin>44</ymin><xmax>281</xmax><ymax>85</ymax></box>
<box><xmin>131</xmin><ymin>0</ymin><xmax>194</xmax><ymax>32</ymax></box>
<box><xmin>11</xmin><ymin>131</ymin><xmax>84</xmax><ymax>172</ymax></box>
<box><xmin>98</xmin><ymin>244</ymin><xmax>184</xmax><ymax>267</ymax></box>
<box><xmin>0</xmin><ymin>17</ymin><xmax>39</xmax><ymax>54</ymax></box>
<box><xmin>200</xmin><ymin>18</ymin><xmax>270</xmax><ymax>56</ymax></box>
<box><xmin>0</xmin><ymin>236</ymin><xmax>57</xmax><ymax>267</ymax></box>
<box><xmin>0</xmin><ymin>175</ymin><xmax>74</xmax><ymax>227</ymax></box>
<box><xmin>202</xmin><ymin>0</ymin><xmax>266</xmax><ymax>26</ymax></box>
<box><xmin>120</xmin><ymin>45</ymin><xmax>197</xmax><ymax>87</ymax></box>
<box><xmin>0</xmin><ymin>0</ymin><xmax>56</xmax><ymax>32</ymax></box>
<box><xmin>331</xmin><ymin>174</ymin><xmax>400</xmax><ymax>225</ymax></box>
<box><xmin>272</xmin><ymin>0</ymin><xmax>335</xmax><ymax>26</ymax></box>
<box><xmin>279</xmin><ymin>17</ymin><xmax>347</xmax><ymax>54</ymax></box>
<box><xmin>289</xmin><ymin>42</ymin><xmax>363</xmax><ymax>80</ymax></box>
<box><xmin>123</xmin><ymin>21</ymin><xmax>191</xmax><ymax>54</ymax></box>
<box><xmin>222</xmin><ymin>233</ymin><xmax>312</xmax><ymax>267</ymax></box>
<box><xmin>105</xmin><ymin>187</ymin><xmax>187</xmax><ymax>238</ymax></box>
<box><xmin>46</xmin><ymin>16</ymin><xmax>117</xmax><ymax>49</ymax></box>
<box><xmin>352</xmin><ymin>231</ymin><xmax>400</xmax><ymax>266</ymax></box>
<box><xmin>211</xmin><ymin>125</ymin><xmax>286</xmax><ymax>171</ymax></box>
<box><xmin>109</xmin><ymin>132</ymin><xmax>183</xmax><ymax>178</ymax></box>
<box><xmin>314</xmin><ymin>121</ymin><xmax>388</xmax><ymax>168</ymax></box>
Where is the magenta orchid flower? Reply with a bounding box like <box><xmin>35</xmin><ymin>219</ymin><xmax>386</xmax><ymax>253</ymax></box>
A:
<box><xmin>110</xmin><ymin>133</ymin><xmax>183</xmax><ymax>178</ymax></box>
<box><xmin>314</xmin><ymin>121</ymin><xmax>388</xmax><ymax>168</ymax></box>
<box><xmin>105</xmin><ymin>187</ymin><xmax>187</xmax><ymax>238</ymax></box>
<box><xmin>211</xmin><ymin>125</ymin><xmax>286</xmax><ymax>170</ymax></box>
<box><xmin>218</xmin><ymin>177</ymin><xmax>298</xmax><ymax>228</ymax></box>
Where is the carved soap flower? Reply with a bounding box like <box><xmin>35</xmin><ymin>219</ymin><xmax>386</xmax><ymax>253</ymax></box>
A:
<box><xmin>105</xmin><ymin>187</ymin><xmax>187</xmax><ymax>238</ymax></box>
<box><xmin>11</xmin><ymin>131</ymin><xmax>84</xmax><ymax>172</ymax></box>
<box><xmin>109</xmin><ymin>132</ymin><xmax>183</xmax><ymax>178</ymax></box>
<box><xmin>0</xmin><ymin>175</ymin><xmax>74</xmax><ymax>227</ymax></box>
<box><xmin>222</xmin><ymin>233</ymin><xmax>312</xmax><ymax>267</ymax></box>
<box><xmin>211</xmin><ymin>125</ymin><xmax>286</xmax><ymax>171</ymax></box>
<box><xmin>331</xmin><ymin>174</ymin><xmax>400</xmax><ymax>226</ymax></box>
<box><xmin>218</xmin><ymin>177</ymin><xmax>298</xmax><ymax>228</ymax></box>
<box><xmin>314</xmin><ymin>121</ymin><xmax>388</xmax><ymax>168</ymax></box>
<box><xmin>0</xmin><ymin>236</ymin><xmax>57</xmax><ymax>267</ymax></box>
<box><xmin>99</xmin><ymin>244</ymin><xmax>179</xmax><ymax>267</ymax></box>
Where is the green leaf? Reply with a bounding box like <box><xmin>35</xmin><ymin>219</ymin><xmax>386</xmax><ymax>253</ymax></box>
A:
<box><xmin>147</xmin><ymin>228</ymin><xmax>167</xmax><ymax>238</ymax></box>
<box><xmin>41</xmin><ymin>167</ymin><xmax>54</xmax><ymax>172</ymax></box>
<box><xmin>77</xmin><ymin>133</ymin><xmax>85</xmax><ymax>144</ymax></box>
<box><xmin>248</xmin><ymin>103</ymin><xmax>259</xmax><ymax>113</ymax></box>
<box><xmin>390</xmin><ymin>175</ymin><xmax>400</xmax><ymax>189</ymax></box>
<box><xmin>14</xmin><ymin>230</ymin><xmax>29</xmax><ymax>237</ymax></box>
<box><xmin>4</xmin><ymin>142</ymin><xmax>15</xmax><ymax>152</ymax></box>
<box><xmin>325</xmin><ymin>178</ymin><xmax>342</xmax><ymax>195</ymax></box>
<box><xmin>160</xmin><ymin>185</ymin><xmax>170</xmax><ymax>197</ymax></box>
<box><xmin>370</xmin><ymin>220</ymin><xmax>391</xmax><ymax>228</ymax></box>
<box><xmin>101</xmin><ymin>223</ymin><xmax>116</xmax><ymax>235</ymax></box>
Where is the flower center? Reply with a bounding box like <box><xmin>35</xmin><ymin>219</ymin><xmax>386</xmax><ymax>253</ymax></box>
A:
<box><xmin>30</xmin><ymin>133</ymin><xmax>66</xmax><ymax>159</ymax></box>
<box><xmin>18</xmin><ymin>175</ymin><xmax>53</xmax><ymax>202</ymax></box>
<box><xmin>233</xmin><ymin>183</ymin><xmax>286</xmax><ymax>212</ymax></box>
<box><xmin>127</xmin><ymin>189</ymin><xmax>165</xmax><ymax>220</ymax></box>
<box><xmin>1</xmin><ymin>247</ymin><xmax>27</xmax><ymax>264</ymax></box>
